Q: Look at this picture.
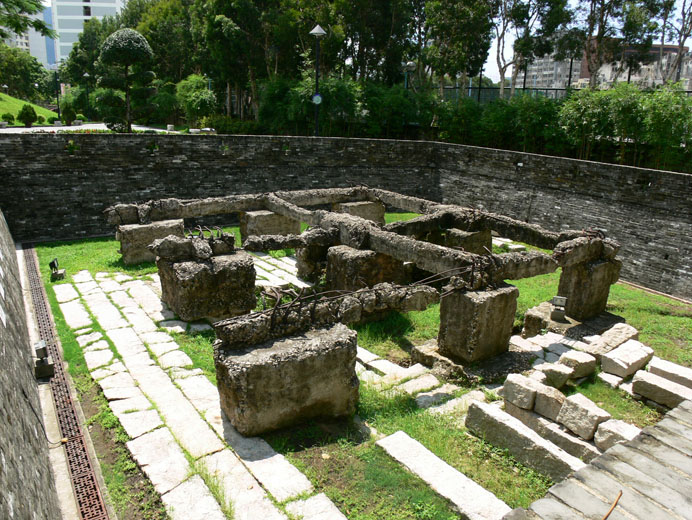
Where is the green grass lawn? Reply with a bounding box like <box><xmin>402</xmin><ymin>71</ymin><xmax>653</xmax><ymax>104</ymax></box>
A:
<box><xmin>0</xmin><ymin>92</ymin><xmax>58</xmax><ymax>124</ymax></box>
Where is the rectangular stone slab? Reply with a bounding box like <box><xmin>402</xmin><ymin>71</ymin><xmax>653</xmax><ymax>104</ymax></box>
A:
<box><xmin>216</xmin><ymin>323</ymin><xmax>359</xmax><ymax>436</ymax></box>
<box><xmin>377</xmin><ymin>430</ymin><xmax>511</xmax><ymax>520</ymax></box>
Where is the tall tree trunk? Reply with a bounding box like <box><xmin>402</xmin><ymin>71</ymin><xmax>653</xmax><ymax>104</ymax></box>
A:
<box><xmin>248</xmin><ymin>67</ymin><xmax>259</xmax><ymax>120</ymax></box>
<box><xmin>125</xmin><ymin>64</ymin><xmax>131</xmax><ymax>133</ymax></box>
<box><xmin>226</xmin><ymin>81</ymin><xmax>231</xmax><ymax>116</ymax></box>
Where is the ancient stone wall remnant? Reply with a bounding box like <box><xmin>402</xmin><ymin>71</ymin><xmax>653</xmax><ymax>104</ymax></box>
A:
<box><xmin>325</xmin><ymin>245</ymin><xmax>410</xmax><ymax>291</ymax></box>
<box><xmin>150</xmin><ymin>235</ymin><xmax>255</xmax><ymax>321</ymax></box>
<box><xmin>240</xmin><ymin>210</ymin><xmax>301</xmax><ymax>244</ymax></box>
<box><xmin>117</xmin><ymin>219</ymin><xmax>184</xmax><ymax>265</ymax></box>
<box><xmin>332</xmin><ymin>201</ymin><xmax>386</xmax><ymax>225</ymax></box>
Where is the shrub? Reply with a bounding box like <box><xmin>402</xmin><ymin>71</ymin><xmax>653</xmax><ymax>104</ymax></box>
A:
<box><xmin>176</xmin><ymin>74</ymin><xmax>217</xmax><ymax>126</ymax></box>
<box><xmin>1</xmin><ymin>112</ymin><xmax>14</xmax><ymax>124</ymax></box>
<box><xmin>202</xmin><ymin>115</ymin><xmax>261</xmax><ymax>135</ymax></box>
<box><xmin>17</xmin><ymin>104</ymin><xmax>38</xmax><ymax>127</ymax></box>
<box><xmin>76</xmin><ymin>113</ymin><xmax>86</xmax><ymax>121</ymax></box>
<box><xmin>37</xmin><ymin>115</ymin><xmax>45</xmax><ymax>124</ymax></box>
<box><xmin>47</xmin><ymin>116</ymin><xmax>58</xmax><ymax>124</ymax></box>
<box><xmin>62</xmin><ymin>105</ymin><xmax>77</xmax><ymax>126</ymax></box>
<box><xmin>437</xmin><ymin>97</ymin><xmax>483</xmax><ymax>144</ymax></box>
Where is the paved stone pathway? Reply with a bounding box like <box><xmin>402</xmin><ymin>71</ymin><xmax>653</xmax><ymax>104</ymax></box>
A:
<box><xmin>54</xmin><ymin>268</ymin><xmax>339</xmax><ymax>520</ymax></box>
<box><xmin>513</xmin><ymin>400</ymin><xmax>692</xmax><ymax>520</ymax></box>
<box><xmin>250</xmin><ymin>253</ymin><xmax>311</xmax><ymax>289</ymax></box>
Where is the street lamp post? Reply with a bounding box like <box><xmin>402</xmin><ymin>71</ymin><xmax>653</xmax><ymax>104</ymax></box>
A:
<box><xmin>83</xmin><ymin>72</ymin><xmax>90</xmax><ymax>120</ymax></box>
<box><xmin>403</xmin><ymin>61</ymin><xmax>416</xmax><ymax>90</ymax></box>
<box><xmin>309</xmin><ymin>24</ymin><xmax>326</xmax><ymax>137</ymax></box>
<box><xmin>54</xmin><ymin>71</ymin><xmax>61</xmax><ymax>120</ymax></box>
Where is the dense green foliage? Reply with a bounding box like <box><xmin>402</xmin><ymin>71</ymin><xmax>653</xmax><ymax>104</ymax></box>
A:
<box><xmin>0</xmin><ymin>43</ymin><xmax>51</xmax><ymax>100</ymax></box>
<box><xmin>0</xmin><ymin>0</ymin><xmax>54</xmax><ymax>39</ymax></box>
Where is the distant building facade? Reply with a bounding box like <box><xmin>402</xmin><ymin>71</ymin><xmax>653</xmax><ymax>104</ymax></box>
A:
<box><xmin>3</xmin><ymin>8</ymin><xmax>56</xmax><ymax>69</ymax></box>
<box><xmin>51</xmin><ymin>0</ymin><xmax>125</xmax><ymax>63</ymax></box>
<box><xmin>516</xmin><ymin>43</ymin><xmax>691</xmax><ymax>90</ymax></box>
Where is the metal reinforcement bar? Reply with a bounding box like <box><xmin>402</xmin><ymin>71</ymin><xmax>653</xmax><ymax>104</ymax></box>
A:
<box><xmin>23</xmin><ymin>246</ymin><xmax>110</xmax><ymax>520</ymax></box>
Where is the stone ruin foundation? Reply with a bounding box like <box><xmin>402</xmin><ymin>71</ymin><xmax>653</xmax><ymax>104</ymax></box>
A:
<box><xmin>149</xmin><ymin>234</ymin><xmax>256</xmax><ymax>321</ymax></box>
<box><xmin>117</xmin><ymin>219</ymin><xmax>184</xmax><ymax>264</ymax></box>
<box><xmin>105</xmin><ymin>186</ymin><xmax>626</xmax><ymax>432</ymax></box>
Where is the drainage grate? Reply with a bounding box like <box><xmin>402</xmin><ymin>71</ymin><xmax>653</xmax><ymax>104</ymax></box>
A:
<box><xmin>24</xmin><ymin>246</ymin><xmax>110</xmax><ymax>520</ymax></box>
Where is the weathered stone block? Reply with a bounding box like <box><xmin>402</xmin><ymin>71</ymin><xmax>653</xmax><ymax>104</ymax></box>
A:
<box><xmin>533</xmin><ymin>384</ymin><xmax>566</xmax><ymax>422</ymax></box>
<box><xmin>578</xmin><ymin>323</ymin><xmax>639</xmax><ymax>359</ymax></box>
<box><xmin>594</xmin><ymin>419</ymin><xmax>640</xmax><ymax>451</ymax></box>
<box><xmin>296</xmin><ymin>244</ymin><xmax>329</xmax><ymax>283</ymax></box>
<box><xmin>157</xmin><ymin>251</ymin><xmax>255</xmax><ymax>321</ymax></box>
<box><xmin>558</xmin><ymin>350</ymin><xmax>597</xmax><ymax>378</ymax></box>
<box><xmin>332</xmin><ymin>201</ymin><xmax>385</xmax><ymax>225</ymax></box>
<box><xmin>438</xmin><ymin>283</ymin><xmax>518</xmax><ymax>364</ymax></box>
<box><xmin>466</xmin><ymin>401</ymin><xmax>586</xmax><ymax>481</ymax></box>
<box><xmin>444</xmin><ymin>228</ymin><xmax>492</xmax><ymax>255</ymax></box>
<box><xmin>535</xmin><ymin>362</ymin><xmax>574</xmax><ymax>388</ymax></box>
<box><xmin>558</xmin><ymin>258</ymin><xmax>621</xmax><ymax>321</ymax></box>
<box><xmin>325</xmin><ymin>245</ymin><xmax>409</xmax><ymax>292</ymax></box>
<box><xmin>215</xmin><ymin>323</ymin><xmax>359</xmax><ymax>436</ymax></box>
<box><xmin>503</xmin><ymin>374</ymin><xmax>541</xmax><ymax>409</ymax></box>
<box><xmin>632</xmin><ymin>370</ymin><xmax>692</xmax><ymax>408</ymax></box>
<box><xmin>601</xmin><ymin>339</ymin><xmax>653</xmax><ymax>378</ymax></box>
<box><xmin>557</xmin><ymin>393</ymin><xmax>611</xmax><ymax>440</ymax></box>
<box><xmin>240</xmin><ymin>210</ymin><xmax>300</xmax><ymax>243</ymax></box>
<box><xmin>118</xmin><ymin>219</ymin><xmax>184</xmax><ymax>265</ymax></box>
<box><xmin>648</xmin><ymin>356</ymin><xmax>692</xmax><ymax>389</ymax></box>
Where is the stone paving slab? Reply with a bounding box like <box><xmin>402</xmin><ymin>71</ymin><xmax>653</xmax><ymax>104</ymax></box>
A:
<box><xmin>121</xmin><ymin>305</ymin><xmax>158</xmax><ymax>333</ymax></box>
<box><xmin>158</xmin><ymin>350</ymin><xmax>193</xmax><ymax>369</ymax></box>
<box><xmin>99</xmin><ymin>280</ymin><xmax>122</xmax><ymax>293</ymax></box>
<box><xmin>572</xmin><ymin>464</ymin><xmax>676</xmax><ymax>520</ymax></box>
<box><xmin>377</xmin><ymin>431</ymin><xmax>511</xmax><ymax>520</ymax></box>
<box><xmin>109</xmin><ymin>395</ymin><xmax>152</xmax><ymax>415</ymax></box>
<box><xmin>176</xmin><ymin>375</ymin><xmax>219</xmax><ymax>417</ymax></box>
<box><xmin>84</xmin><ymin>349</ymin><xmax>114</xmax><ymax>371</ymax></box>
<box><xmin>72</xmin><ymin>270</ymin><xmax>93</xmax><ymax>283</ymax></box>
<box><xmin>529</xmin><ymin>498</ymin><xmax>587</xmax><ymax>519</ymax></box>
<box><xmin>116</xmin><ymin>410</ymin><xmax>163</xmax><ymax>439</ymax></box>
<box><xmin>75</xmin><ymin>281</ymin><xmax>100</xmax><ymax>295</ymax></box>
<box><xmin>547</xmin><ymin>480</ymin><xmax>630</xmax><ymax>520</ymax></box>
<box><xmin>285</xmin><ymin>493</ymin><xmax>346</xmax><ymax>520</ymax></box>
<box><xmin>77</xmin><ymin>331</ymin><xmax>103</xmax><ymax>347</ymax></box>
<box><xmin>201</xmin><ymin>450</ymin><xmax>287</xmax><ymax>520</ymax></box>
<box><xmin>217</xmin><ymin>416</ymin><xmax>314</xmax><ymax>503</ymax></box>
<box><xmin>356</xmin><ymin>346</ymin><xmax>380</xmax><ymax>364</ymax></box>
<box><xmin>129</xmin><ymin>364</ymin><xmax>224</xmax><ymax>459</ymax></box>
<box><xmin>127</xmin><ymin>427</ymin><xmax>190</xmax><ymax>494</ymax></box>
<box><xmin>53</xmin><ymin>283</ymin><xmax>79</xmax><ymax>303</ymax></box>
<box><xmin>109</xmin><ymin>290</ymin><xmax>135</xmax><ymax>309</ymax></box>
<box><xmin>633</xmin><ymin>370</ymin><xmax>692</xmax><ymax>408</ymax></box>
<box><xmin>161</xmin><ymin>475</ymin><xmax>226</xmax><ymax>520</ymax></box>
<box><xmin>84</xmin><ymin>340</ymin><xmax>110</xmax><ymax>354</ymax></box>
<box><xmin>149</xmin><ymin>341</ymin><xmax>179</xmax><ymax>357</ymax></box>
<box><xmin>139</xmin><ymin>331</ymin><xmax>175</xmax><ymax>345</ymax></box>
<box><xmin>59</xmin><ymin>300</ymin><xmax>92</xmax><ymax>329</ymax></box>
<box><xmin>84</xmin><ymin>291</ymin><xmax>129</xmax><ymax>330</ymax></box>
<box><xmin>591</xmin><ymin>453</ymin><xmax>692</xmax><ymax>519</ymax></box>
<box><xmin>428</xmin><ymin>390</ymin><xmax>486</xmax><ymax>416</ymax></box>
<box><xmin>415</xmin><ymin>383</ymin><xmax>460</xmax><ymax>409</ymax></box>
<box><xmin>399</xmin><ymin>373</ymin><xmax>440</xmax><ymax>395</ymax></box>
<box><xmin>629</xmin><ymin>432</ymin><xmax>692</xmax><ymax>477</ymax></box>
<box><xmin>648</xmin><ymin>357</ymin><xmax>692</xmax><ymax>390</ymax></box>
<box><xmin>125</xmin><ymin>281</ymin><xmax>173</xmax><ymax>321</ymax></box>
<box><xmin>160</xmin><ymin>320</ymin><xmax>187</xmax><ymax>333</ymax></box>
<box><xmin>106</xmin><ymin>327</ymin><xmax>147</xmax><ymax>358</ymax></box>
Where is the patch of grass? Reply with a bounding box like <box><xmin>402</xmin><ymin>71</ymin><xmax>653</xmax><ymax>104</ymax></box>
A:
<box><xmin>607</xmin><ymin>284</ymin><xmax>692</xmax><ymax>367</ymax></box>
<box><xmin>264</xmin><ymin>419</ymin><xmax>458</xmax><ymax>519</ymax></box>
<box><xmin>385</xmin><ymin>212</ymin><xmax>421</xmax><ymax>224</ymax></box>
<box><xmin>357</xmin><ymin>386</ymin><xmax>552</xmax><ymax>508</ymax></box>
<box><xmin>565</xmin><ymin>374</ymin><xmax>662</xmax><ymax>428</ymax></box>
<box><xmin>511</xmin><ymin>271</ymin><xmax>561</xmax><ymax>329</ymax></box>
<box><xmin>170</xmin><ymin>329</ymin><xmax>217</xmax><ymax>384</ymax></box>
<box><xmin>0</xmin><ymin>92</ymin><xmax>58</xmax><ymax>123</ymax></box>
<box><xmin>36</xmin><ymin>236</ymin><xmax>157</xmax><ymax>280</ymax></box>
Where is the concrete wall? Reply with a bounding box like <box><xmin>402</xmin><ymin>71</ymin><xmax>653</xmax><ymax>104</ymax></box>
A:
<box><xmin>0</xmin><ymin>134</ymin><xmax>689</xmax><ymax>300</ymax></box>
<box><xmin>0</xmin><ymin>208</ymin><xmax>61</xmax><ymax>520</ymax></box>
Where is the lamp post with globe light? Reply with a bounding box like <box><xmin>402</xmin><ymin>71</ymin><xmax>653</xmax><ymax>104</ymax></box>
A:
<box><xmin>403</xmin><ymin>61</ymin><xmax>416</xmax><ymax>90</ymax></box>
<box><xmin>309</xmin><ymin>24</ymin><xmax>326</xmax><ymax>137</ymax></box>
<box><xmin>83</xmin><ymin>72</ymin><xmax>90</xmax><ymax>120</ymax></box>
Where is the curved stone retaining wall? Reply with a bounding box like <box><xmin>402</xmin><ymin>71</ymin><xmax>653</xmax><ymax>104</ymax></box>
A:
<box><xmin>0</xmin><ymin>134</ymin><xmax>689</xmax><ymax>300</ymax></box>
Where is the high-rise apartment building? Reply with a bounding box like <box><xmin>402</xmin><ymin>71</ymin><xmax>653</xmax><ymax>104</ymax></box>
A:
<box><xmin>51</xmin><ymin>0</ymin><xmax>125</xmax><ymax>63</ymax></box>
<box><xmin>3</xmin><ymin>8</ymin><xmax>56</xmax><ymax>69</ymax></box>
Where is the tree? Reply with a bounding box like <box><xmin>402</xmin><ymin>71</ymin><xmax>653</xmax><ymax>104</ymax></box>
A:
<box><xmin>176</xmin><ymin>74</ymin><xmax>217</xmax><ymax>125</ymax></box>
<box><xmin>0</xmin><ymin>43</ymin><xmax>46</xmax><ymax>99</ymax></box>
<box><xmin>425</xmin><ymin>0</ymin><xmax>495</xmax><ymax>94</ymax></box>
<box><xmin>61</xmin><ymin>19</ymin><xmax>110</xmax><ymax>86</ymax></box>
<box><xmin>661</xmin><ymin>0</ymin><xmax>692</xmax><ymax>81</ymax></box>
<box><xmin>0</xmin><ymin>0</ymin><xmax>55</xmax><ymax>39</ymax></box>
<box><xmin>17</xmin><ymin>103</ymin><xmax>36</xmax><ymax>127</ymax></box>
<box><xmin>98</xmin><ymin>28</ymin><xmax>154</xmax><ymax>132</ymax></box>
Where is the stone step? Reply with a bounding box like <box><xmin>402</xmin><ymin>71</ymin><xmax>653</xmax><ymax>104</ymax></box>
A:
<box><xmin>591</xmin><ymin>453</ymin><xmax>692</xmax><ymax>519</ymax></box>
<box><xmin>503</xmin><ymin>402</ymin><xmax>601</xmax><ymax>462</ymax></box>
<box><xmin>648</xmin><ymin>357</ymin><xmax>692</xmax><ymax>390</ymax></box>
<box><xmin>161</xmin><ymin>475</ymin><xmax>226</xmax><ymax>520</ymax></box>
<box><xmin>601</xmin><ymin>339</ymin><xmax>653</xmax><ymax>378</ymax></box>
<box><xmin>573</xmin><ymin>465</ymin><xmax>678</xmax><ymax>520</ymax></box>
<box><xmin>547</xmin><ymin>479</ymin><xmax>630</xmax><ymax>520</ymax></box>
<box><xmin>376</xmin><ymin>431</ymin><xmax>511</xmax><ymax>520</ymax></box>
<box><xmin>285</xmin><ymin>493</ymin><xmax>346</xmax><ymax>520</ymax></box>
<box><xmin>628</xmin><ymin>431</ymin><xmax>692</xmax><ymax>477</ymax></box>
<box><xmin>465</xmin><ymin>401</ymin><xmax>586</xmax><ymax>481</ymax></box>
<box><xmin>632</xmin><ymin>370</ymin><xmax>692</xmax><ymax>408</ymax></box>
<box><xmin>528</xmin><ymin>498</ymin><xmax>588</xmax><ymax>519</ymax></box>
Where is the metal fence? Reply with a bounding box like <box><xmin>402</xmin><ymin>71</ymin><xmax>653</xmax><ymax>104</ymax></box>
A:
<box><xmin>441</xmin><ymin>86</ymin><xmax>692</xmax><ymax>104</ymax></box>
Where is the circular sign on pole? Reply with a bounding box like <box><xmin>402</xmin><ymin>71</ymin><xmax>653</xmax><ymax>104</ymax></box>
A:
<box><xmin>312</xmin><ymin>93</ymin><xmax>323</xmax><ymax>105</ymax></box>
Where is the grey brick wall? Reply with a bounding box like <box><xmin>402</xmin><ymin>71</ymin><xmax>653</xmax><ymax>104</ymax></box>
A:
<box><xmin>0</xmin><ymin>134</ymin><xmax>689</xmax><ymax>300</ymax></box>
<box><xmin>0</xmin><ymin>208</ymin><xmax>61</xmax><ymax>520</ymax></box>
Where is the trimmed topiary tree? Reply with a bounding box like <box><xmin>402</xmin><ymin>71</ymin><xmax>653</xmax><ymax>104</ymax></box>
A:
<box><xmin>62</xmin><ymin>105</ymin><xmax>76</xmax><ymax>126</ymax></box>
<box><xmin>1</xmin><ymin>112</ymin><xmax>14</xmax><ymax>124</ymax></box>
<box><xmin>98</xmin><ymin>28</ymin><xmax>153</xmax><ymax>133</ymax></box>
<box><xmin>17</xmin><ymin>104</ymin><xmax>37</xmax><ymax>127</ymax></box>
